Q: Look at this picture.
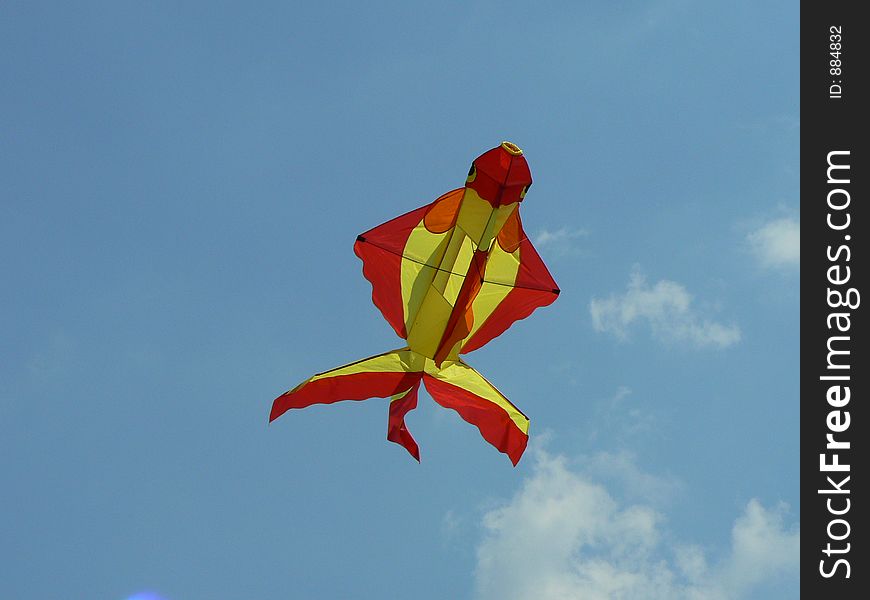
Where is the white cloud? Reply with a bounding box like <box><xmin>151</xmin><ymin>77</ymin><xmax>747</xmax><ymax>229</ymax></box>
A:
<box><xmin>747</xmin><ymin>218</ymin><xmax>800</xmax><ymax>269</ymax></box>
<box><xmin>589</xmin><ymin>270</ymin><xmax>740</xmax><ymax>348</ymax></box>
<box><xmin>474</xmin><ymin>450</ymin><xmax>799</xmax><ymax>600</ymax></box>
<box><xmin>718</xmin><ymin>499</ymin><xmax>802</xmax><ymax>594</ymax></box>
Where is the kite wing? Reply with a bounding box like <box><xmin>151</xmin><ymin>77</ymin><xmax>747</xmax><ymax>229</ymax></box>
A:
<box><xmin>353</xmin><ymin>188</ymin><xmax>464</xmax><ymax>340</ymax></box>
<box><xmin>460</xmin><ymin>211</ymin><xmax>559</xmax><ymax>354</ymax></box>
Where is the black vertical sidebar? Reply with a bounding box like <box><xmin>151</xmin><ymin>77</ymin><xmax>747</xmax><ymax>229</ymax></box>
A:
<box><xmin>802</xmin><ymin>2</ymin><xmax>867</xmax><ymax>597</ymax></box>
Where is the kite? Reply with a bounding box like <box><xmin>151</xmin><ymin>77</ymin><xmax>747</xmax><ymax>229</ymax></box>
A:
<box><xmin>270</xmin><ymin>142</ymin><xmax>559</xmax><ymax>465</ymax></box>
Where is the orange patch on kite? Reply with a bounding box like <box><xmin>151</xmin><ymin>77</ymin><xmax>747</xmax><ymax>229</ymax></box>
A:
<box><xmin>497</xmin><ymin>209</ymin><xmax>522</xmax><ymax>253</ymax></box>
<box><xmin>423</xmin><ymin>189</ymin><xmax>463</xmax><ymax>233</ymax></box>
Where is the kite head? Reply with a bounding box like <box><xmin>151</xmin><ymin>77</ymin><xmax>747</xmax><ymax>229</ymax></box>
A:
<box><xmin>465</xmin><ymin>141</ymin><xmax>533</xmax><ymax>207</ymax></box>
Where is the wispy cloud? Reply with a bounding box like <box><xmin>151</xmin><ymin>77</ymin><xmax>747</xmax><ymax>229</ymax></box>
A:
<box><xmin>534</xmin><ymin>227</ymin><xmax>588</xmax><ymax>256</ymax></box>
<box><xmin>441</xmin><ymin>509</ymin><xmax>464</xmax><ymax>544</ymax></box>
<box><xmin>589</xmin><ymin>270</ymin><xmax>740</xmax><ymax>348</ymax></box>
<box><xmin>584</xmin><ymin>386</ymin><xmax>659</xmax><ymax>448</ymax></box>
<box><xmin>536</xmin><ymin>227</ymin><xmax>588</xmax><ymax>246</ymax></box>
<box><xmin>26</xmin><ymin>330</ymin><xmax>78</xmax><ymax>379</ymax></box>
<box><xmin>747</xmin><ymin>217</ymin><xmax>799</xmax><ymax>269</ymax></box>
<box><xmin>474</xmin><ymin>450</ymin><xmax>799</xmax><ymax>600</ymax></box>
<box><xmin>583</xmin><ymin>450</ymin><xmax>683</xmax><ymax>507</ymax></box>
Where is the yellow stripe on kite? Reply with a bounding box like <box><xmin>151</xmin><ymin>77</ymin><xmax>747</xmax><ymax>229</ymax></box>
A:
<box><xmin>462</xmin><ymin>241</ymin><xmax>520</xmax><ymax>346</ymax></box>
<box><xmin>308</xmin><ymin>348</ymin><xmax>425</xmax><ymax>382</ymax></box>
<box><xmin>424</xmin><ymin>358</ymin><xmax>530</xmax><ymax>434</ymax></box>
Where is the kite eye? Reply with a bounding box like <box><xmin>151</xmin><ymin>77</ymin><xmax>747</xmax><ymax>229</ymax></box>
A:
<box><xmin>466</xmin><ymin>164</ymin><xmax>477</xmax><ymax>183</ymax></box>
<box><xmin>520</xmin><ymin>183</ymin><xmax>531</xmax><ymax>199</ymax></box>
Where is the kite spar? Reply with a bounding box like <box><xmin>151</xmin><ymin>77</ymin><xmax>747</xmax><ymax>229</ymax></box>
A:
<box><xmin>270</xmin><ymin>142</ymin><xmax>559</xmax><ymax>465</ymax></box>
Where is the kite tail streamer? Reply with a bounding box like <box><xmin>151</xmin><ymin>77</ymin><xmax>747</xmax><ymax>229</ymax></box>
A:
<box><xmin>386</xmin><ymin>378</ymin><xmax>423</xmax><ymax>461</ymax></box>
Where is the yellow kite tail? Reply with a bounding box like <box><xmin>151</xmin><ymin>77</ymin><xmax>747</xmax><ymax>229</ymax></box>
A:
<box><xmin>422</xmin><ymin>358</ymin><xmax>530</xmax><ymax>465</ymax></box>
<box><xmin>270</xmin><ymin>349</ymin><xmax>530</xmax><ymax>464</ymax></box>
<box><xmin>269</xmin><ymin>348</ymin><xmax>427</xmax><ymax>460</ymax></box>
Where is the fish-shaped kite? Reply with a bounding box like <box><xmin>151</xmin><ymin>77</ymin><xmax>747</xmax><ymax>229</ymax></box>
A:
<box><xmin>270</xmin><ymin>142</ymin><xmax>559</xmax><ymax>464</ymax></box>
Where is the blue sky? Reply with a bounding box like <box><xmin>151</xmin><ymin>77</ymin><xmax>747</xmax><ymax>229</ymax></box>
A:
<box><xmin>1</xmin><ymin>2</ymin><xmax>798</xmax><ymax>599</ymax></box>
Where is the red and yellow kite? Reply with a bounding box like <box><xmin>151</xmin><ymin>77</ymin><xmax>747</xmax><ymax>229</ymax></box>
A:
<box><xmin>270</xmin><ymin>142</ymin><xmax>559</xmax><ymax>465</ymax></box>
